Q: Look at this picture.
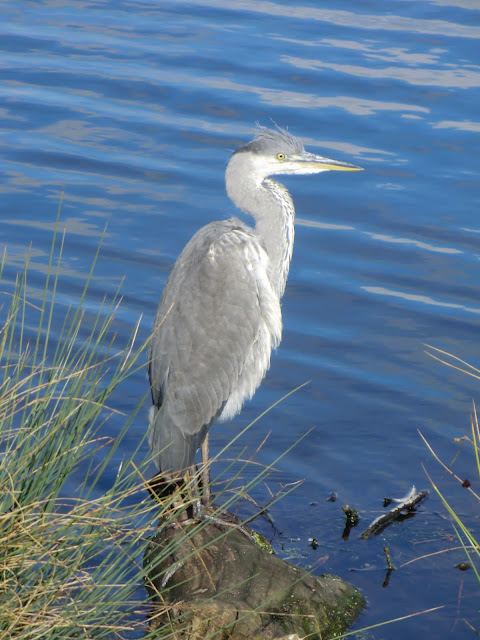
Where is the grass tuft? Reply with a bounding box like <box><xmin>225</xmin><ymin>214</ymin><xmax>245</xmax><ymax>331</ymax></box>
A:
<box><xmin>0</xmin><ymin>222</ymin><xmax>163</xmax><ymax>638</ymax></box>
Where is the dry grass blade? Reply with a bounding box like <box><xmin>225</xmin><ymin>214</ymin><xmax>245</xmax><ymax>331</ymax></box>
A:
<box><xmin>424</xmin><ymin>343</ymin><xmax>480</xmax><ymax>382</ymax></box>
<box><xmin>418</xmin><ymin>429</ymin><xmax>480</xmax><ymax>502</ymax></box>
<box><xmin>400</xmin><ymin>545</ymin><xmax>476</xmax><ymax>568</ymax></box>
<box><xmin>332</xmin><ymin>605</ymin><xmax>444</xmax><ymax>639</ymax></box>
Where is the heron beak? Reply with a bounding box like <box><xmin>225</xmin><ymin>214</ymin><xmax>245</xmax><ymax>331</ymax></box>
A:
<box><xmin>297</xmin><ymin>151</ymin><xmax>363</xmax><ymax>172</ymax></box>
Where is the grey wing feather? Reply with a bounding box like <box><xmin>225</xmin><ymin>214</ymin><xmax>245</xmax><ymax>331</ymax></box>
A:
<box><xmin>148</xmin><ymin>218</ymin><xmax>281</xmax><ymax>476</ymax></box>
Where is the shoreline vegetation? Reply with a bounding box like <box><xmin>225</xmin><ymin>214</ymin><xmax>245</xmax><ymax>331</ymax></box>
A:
<box><xmin>0</xmin><ymin>223</ymin><xmax>158</xmax><ymax>637</ymax></box>
<box><xmin>0</xmin><ymin>224</ymin><xmax>364</xmax><ymax>638</ymax></box>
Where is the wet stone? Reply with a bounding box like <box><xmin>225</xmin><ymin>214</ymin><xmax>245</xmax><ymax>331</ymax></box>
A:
<box><xmin>144</xmin><ymin>514</ymin><xmax>365</xmax><ymax>639</ymax></box>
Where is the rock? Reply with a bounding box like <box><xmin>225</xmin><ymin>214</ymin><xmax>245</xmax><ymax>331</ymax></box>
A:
<box><xmin>144</xmin><ymin>514</ymin><xmax>364</xmax><ymax>639</ymax></box>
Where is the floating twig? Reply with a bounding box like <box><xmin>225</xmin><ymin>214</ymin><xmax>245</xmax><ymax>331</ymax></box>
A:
<box><xmin>361</xmin><ymin>486</ymin><xmax>428</xmax><ymax>539</ymax></box>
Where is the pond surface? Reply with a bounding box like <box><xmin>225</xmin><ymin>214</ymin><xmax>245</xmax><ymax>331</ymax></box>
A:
<box><xmin>1</xmin><ymin>1</ymin><xmax>480</xmax><ymax>637</ymax></box>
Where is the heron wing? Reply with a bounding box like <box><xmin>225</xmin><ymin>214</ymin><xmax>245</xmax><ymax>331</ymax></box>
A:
<box><xmin>148</xmin><ymin>218</ymin><xmax>281</xmax><ymax>474</ymax></box>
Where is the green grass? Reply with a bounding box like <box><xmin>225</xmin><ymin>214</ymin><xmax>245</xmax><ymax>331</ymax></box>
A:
<box><xmin>0</xmin><ymin>219</ymin><xmax>165</xmax><ymax>638</ymax></box>
<box><xmin>418</xmin><ymin>345</ymin><xmax>480</xmax><ymax>634</ymax></box>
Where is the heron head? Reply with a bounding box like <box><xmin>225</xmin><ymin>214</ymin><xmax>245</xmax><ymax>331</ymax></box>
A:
<box><xmin>235</xmin><ymin>126</ymin><xmax>362</xmax><ymax>178</ymax></box>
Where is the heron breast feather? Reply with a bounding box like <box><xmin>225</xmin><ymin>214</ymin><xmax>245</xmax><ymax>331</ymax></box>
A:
<box><xmin>149</xmin><ymin>221</ymin><xmax>282</xmax><ymax>437</ymax></box>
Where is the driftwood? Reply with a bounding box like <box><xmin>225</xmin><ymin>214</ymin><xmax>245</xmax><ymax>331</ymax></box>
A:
<box><xmin>144</xmin><ymin>512</ymin><xmax>365</xmax><ymax>639</ymax></box>
<box><xmin>361</xmin><ymin>486</ymin><xmax>428</xmax><ymax>539</ymax></box>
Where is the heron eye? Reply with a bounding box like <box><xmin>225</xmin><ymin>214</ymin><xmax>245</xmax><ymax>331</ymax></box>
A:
<box><xmin>277</xmin><ymin>153</ymin><xmax>285</xmax><ymax>160</ymax></box>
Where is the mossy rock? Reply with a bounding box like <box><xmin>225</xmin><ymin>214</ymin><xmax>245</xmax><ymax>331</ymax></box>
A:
<box><xmin>144</xmin><ymin>514</ymin><xmax>364</xmax><ymax>639</ymax></box>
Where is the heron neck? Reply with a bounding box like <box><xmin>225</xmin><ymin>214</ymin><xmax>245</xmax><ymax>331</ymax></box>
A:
<box><xmin>226</xmin><ymin>159</ymin><xmax>294</xmax><ymax>298</ymax></box>
<box><xmin>254</xmin><ymin>178</ymin><xmax>295</xmax><ymax>298</ymax></box>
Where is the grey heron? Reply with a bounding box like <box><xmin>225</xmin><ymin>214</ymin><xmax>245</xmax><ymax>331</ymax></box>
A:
<box><xmin>148</xmin><ymin>126</ymin><xmax>361</xmax><ymax>493</ymax></box>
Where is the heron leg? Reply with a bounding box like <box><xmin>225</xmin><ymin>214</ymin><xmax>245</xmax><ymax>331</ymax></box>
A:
<box><xmin>188</xmin><ymin>467</ymin><xmax>203</xmax><ymax>517</ymax></box>
<box><xmin>201</xmin><ymin>433</ymin><xmax>211</xmax><ymax>504</ymax></box>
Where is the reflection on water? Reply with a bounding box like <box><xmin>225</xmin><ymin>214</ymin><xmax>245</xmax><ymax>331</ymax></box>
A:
<box><xmin>1</xmin><ymin>1</ymin><xmax>480</xmax><ymax>637</ymax></box>
<box><xmin>364</xmin><ymin>286</ymin><xmax>480</xmax><ymax>316</ymax></box>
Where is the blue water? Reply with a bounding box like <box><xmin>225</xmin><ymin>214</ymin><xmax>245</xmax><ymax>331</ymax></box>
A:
<box><xmin>1</xmin><ymin>1</ymin><xmax>480</xmax><ymax>637</ymax></box>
